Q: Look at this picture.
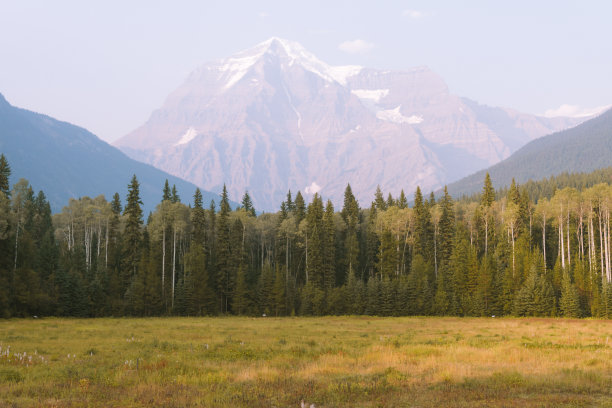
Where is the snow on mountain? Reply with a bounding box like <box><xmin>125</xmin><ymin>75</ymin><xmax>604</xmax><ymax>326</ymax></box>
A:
<box><xmin>115</xmin><ymin>38</ymin><xmax>587</xmax><ymax>210</ymax></box>
<box><xmin>376</xmin><ymin>106</ymin><xmax>423</xmax><ymax>124</ymax></box>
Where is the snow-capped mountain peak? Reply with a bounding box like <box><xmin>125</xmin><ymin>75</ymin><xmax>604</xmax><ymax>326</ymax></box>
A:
<box><xmin>210</xmin><ymin>37</ymin><xmax>362</xmax><ymax>90</ymax></box>
<box><xmin>115</xmin><ymin>38</ymin><xmax>586</xmax><ymax>210</ymax></box>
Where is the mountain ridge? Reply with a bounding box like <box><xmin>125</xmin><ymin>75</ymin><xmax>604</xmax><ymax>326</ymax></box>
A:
<box><xmin>115</xmin><ymin>37</ymin><xmax>587</xmax><ymax>210</ymax></box>
<box><xmin>0</xmin><ymin>93</ymin><xmax>232</xmax><ymax>213</ymax></box>
<box><xmin>445</xmin><ymin>107</ymin><xmax>612</xmax><ymax>198</ymax></box>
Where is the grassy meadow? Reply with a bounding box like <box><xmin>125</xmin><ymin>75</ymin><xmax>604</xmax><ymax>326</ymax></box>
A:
<box><xmin>0</xmin><ymin>317</ymin><xmax>610</xmax><ymax>407</ymax></box>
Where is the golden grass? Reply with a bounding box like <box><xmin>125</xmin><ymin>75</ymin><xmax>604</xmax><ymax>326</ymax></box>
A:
<box><xmin>0</xmin><ymin>316</ymin><xmax>610</xmax><ymax>407</ymax></box>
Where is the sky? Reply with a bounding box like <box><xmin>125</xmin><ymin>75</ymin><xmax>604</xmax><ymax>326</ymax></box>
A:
<box><xmin>1</xmin><ymin>0</ymin><xmax>611</xmax><ymax>143</ymax></box>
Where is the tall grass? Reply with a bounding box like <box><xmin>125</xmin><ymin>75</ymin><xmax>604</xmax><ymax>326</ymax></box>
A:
<box><xmin>0</xmin><ymin>317</ymin><xmax>610</xmax><ymax>407</ymax></box>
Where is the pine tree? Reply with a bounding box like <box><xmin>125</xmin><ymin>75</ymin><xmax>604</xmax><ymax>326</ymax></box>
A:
<box><xmin>398</xmin><ymin>190</ymin><xmax>408</xmax><ymax>209</ymax></box>
<box><xmin>481</xmin><ymin>173</ymin><xmax>495</xmax><ymax>207</ymax></box>
<box><xmin>306</xmin><ymin>194</ymin><xmax>324</xmax><ymax>290</ymax></box>
<box><xmin>216</xmin><ymin>185</ymin><xmax>231</xmax><ymax>313</ymax></box>
<box><xmin>0</xmin><ymin>154</ymin><xmax>10</xmax><ymax>196</ymax></box>
<box><xmin>122</xmin><ymin>175</ymin><xmax>143</xmax><ymax>289</ymax></box>
<box><xmin>285</xmin><ymin>190</ymin><xmax>295</xmax><ymax>212</ymax></box>
<box><xmin>560</xmin><ymin>270</ymin><xmax>581</xmax><ymax>317</ymax></box>
<box><xmin>323</xmin><ymin>200</ymin><xmax>336</xmax><ymax>290</ymax></box>
<box><xmin>241</xmin><ymin>191</ymin><xmax>256</xmax><ymax>216</ymax></box>
<box><xmin>294</xmin><ymin>191</ymin><xmax>306</xmax><ymax>224</ymax></box>
<box><xmin>438</xmin><ymin>186</ymin><xmax>455</xmax><ymax>267</ymax></box>
<box><xmin>192</xmin><ymin>188</ymin><xmax>207</xmax><ymax>248</ymax></box>
<box><xmin>374</xmin><ymin>185</ymin><xmax>387</xmax><ymax>211</ymax></box>
<box><xmin>162</xmin><ymin>179</ymin><xmax>171</xmax><ymax>202</ymax></box>
<box><xmin>413</xmin><ymin>186</ymin><xmax>432</xmax><ymax>263</ymax></box>
<box><xmin>171</xmin><ymin>184</ymin><xmax>180</xmax><ymax>203</ymax></box>
<box><xmin>341</xmin><ymin>184</ymin><xmax>360</xmax><ymax>282</ymax></box>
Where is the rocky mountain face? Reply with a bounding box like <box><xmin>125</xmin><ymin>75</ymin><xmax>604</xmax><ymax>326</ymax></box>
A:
<box><xmin>114</xmin><ymin>38</ymin><xmax>583</xmax><ymax>210</ymax></box>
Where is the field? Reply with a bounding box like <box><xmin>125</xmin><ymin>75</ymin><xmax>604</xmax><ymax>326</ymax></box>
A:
<box><xmin>0</xmin><ymin>317</ymin><xmax>611</xmax><ymax>407</ymax></box>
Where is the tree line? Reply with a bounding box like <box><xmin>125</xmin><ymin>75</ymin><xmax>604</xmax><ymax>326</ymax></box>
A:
<box><xmin>0</xmin><ymin>153</ymin><xmax>611</xmax><ymax>318</ymax></box>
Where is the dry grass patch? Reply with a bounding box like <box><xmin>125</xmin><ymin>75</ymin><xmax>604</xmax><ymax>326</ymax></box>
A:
<box><xmin>0</xmin><ymin>316</ymin><xmax>610</xmax><ymax>407</ymax></box>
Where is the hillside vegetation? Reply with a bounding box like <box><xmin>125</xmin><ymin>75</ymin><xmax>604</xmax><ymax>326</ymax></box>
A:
<box><xmin>447</xmin><ymin>108</ymin><xmax>612</xmax><ymax>198</ymax></box>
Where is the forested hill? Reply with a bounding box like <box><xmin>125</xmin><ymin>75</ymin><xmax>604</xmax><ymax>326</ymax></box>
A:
<box><xmin>0</xmin><ymin>93</ymin><xmax>228</xmax><ymax>213</ymax></box>
<box><xmin>446</xmin><ymin>107</ymin><xmax>612</xmax><ymax>198</ymax></box>
<box><xmin>459</xmin><ymin>167</ymin><xmax>612</xmax><ymax>204</ymax></box>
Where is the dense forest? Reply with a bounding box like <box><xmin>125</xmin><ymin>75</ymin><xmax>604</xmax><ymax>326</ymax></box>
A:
<box><xmin>0</xmin><ymin>153</ymin><xmax>611</xmax><ymax>319</ymax></box>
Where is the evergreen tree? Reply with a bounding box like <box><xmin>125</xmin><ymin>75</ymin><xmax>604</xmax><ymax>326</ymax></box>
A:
<box><xmin>306</xmin><ymin>194</ymin><xmax>324</xmax><ymax>290</ymax></box>
<box><xmin>413</xmin><ymin>186</ymin><xmax>432</xmax><ymax>263</ymax></box>
<box><xmin>398</xmin><ymin>190</ymin><xmax>408</xmax><ymax>209</ymax></box>
<box><xmin>241</xmin><ymin>191</ymin><xmax>256</xmax><ymax>217</ymax></box>
<box><xmin>285</xmin><ymin>190</ymin><xmax>295</xmax><ymax>212</ymax></box>
<box><xmin>341</xmin><ymin>184</ymin><xmax>360</xmax><ymax>282</ymax></box>
<box><xmin>438</xmin><ymin>186</ymin><xmax>455</xmax><ymax>267</ymax></box>
<box><xmin>294</xmin><ymin>191</ymin><xmax>306</xmax><ymax>224</ymax></box>
<box><xmin>560</xmin><ymin>270</ymin><xmax>581</xmax><ymax>317</ymax></box>
<box><xmin>215</xmin><ymin>185</ymin><xmax>232</xmax><ymax>313</ymax></box>
<box><xmin>171</xmin><ymin>184</ymin><xmax>180</xmax><ymax>203</ymax></box>
<box><xmin>192</xmin><ymin>188</ymin><xmax>207</xmax><ymax>248</ymax></box>
<box><xmin>0</xmin><ymin>154</ymin><xmax>10</xmax><ymax>196</ymax></box>
<box><xmin>162</xmin><ymin>179</ymin><xmax>171</xmax><ymax>202</ymax></box>
<box><xmin>374</xmin><ymin>185</ymin><xmax>387</xmax><ymax>211</ymax></box>
<box><xmin>481</xmin><ymin>173</ymin><xmax>495</xmax><ymax>207</ymax></box>
<box><xmin>323</xmin><ymin>200</ymin><xmax>336</xmax><ymax>290</ymax></box>
<box><xmin>122</xmin><ymin>175</ymin><xmax>143</xmax><ymax>289</ymax></box>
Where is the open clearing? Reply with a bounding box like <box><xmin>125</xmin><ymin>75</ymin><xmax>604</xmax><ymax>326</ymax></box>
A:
<box><xmin>0</xmin><ymin>317</ymin><xmax>611</xmax><ymax>407</ymax></box>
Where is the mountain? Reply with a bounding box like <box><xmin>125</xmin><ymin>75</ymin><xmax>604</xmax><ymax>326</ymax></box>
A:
<box><xmin>114</xmin><ymin>37</ymin><xmax>585</xmax><ymax>210</ymax></box>
<box><xmin>445</xmin><ymin>107</ymin><xmax>612</xmax><ymax>197</ymax></box>
<box><xmin>0</xmin><ymin>93</ymin><xmax>229</xmax><ymax>213</ymax></box>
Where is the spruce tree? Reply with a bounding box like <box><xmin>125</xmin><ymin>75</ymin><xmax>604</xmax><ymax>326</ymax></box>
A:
<box><xmin>122</xmin><ymin>175</ymin><xmax>143</xmax><ymax>287</ymax></box>
<box><xmin>306</xmin><ymin>194</ymin><xmax>324</xmax><ymax>290</ymax></box>
<box><xmin>192</xmin><ymin>188</ymin><xmax>207</xmax><ymax>248</ymax></box>
<box><xmin>323</xmin><ymin>200</ymin><xmax>336</xmax><ymax>290</ymax></box>
<box><xmin>171</xmin><ymin>184</ymin><xmax>180</xmax><ymax>203</ymax></box>
<box><xmin>216</xmin><ymin>185</ymin><xmax>231</xmax><ymax>313</ymax></box>
<box><xmin>162</xmin><ymin>179</ymin><xmax>171</xmax><ymax>202</ymax></box>
<box><xmin>481</xmin><ymin>173</ymin><xmax>495</xmax><ymax>207</ymax></box>
<box><xmin>294</xmin><ymin>191</ymin><xmax>306</xmax><ymax>224</ymax></box>
<box><xmin>398</xmin><ymin>190</ymin><xmax>408</xmax><ymax>209</ymax></box>
<box><xmin>374</xmin><ymin>185</ymin><xmax>387</xmax><ymax>211</ymax></box>
<box><xmin>0</xmin><ymin>154</ymin><xmax>10</xmax><ymax>196</ymax></box>
<box><xmin>560</xmin><ymin>270</ymin><xmax>581</xmax><ymax>317</ymax></box>
<box><xmin>285</xmin><ymin>190</ymin><xmax>295</xmax><ymax>212</ymax></box>
<box><xmin>341</xmin><ymin>184</ymin><xmax>360</xmax><ymax>282</ymax></box>
<box><xmin>241</xmin><ymin>191</ymin><xmax>256</xmax><ymax>216</ymax></box>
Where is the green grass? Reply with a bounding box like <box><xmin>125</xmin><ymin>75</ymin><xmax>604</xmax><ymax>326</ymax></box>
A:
<box><xmin>0</xmin><ymin>317</ymin><xmax>610</xmax><ymax>407</ymax></box>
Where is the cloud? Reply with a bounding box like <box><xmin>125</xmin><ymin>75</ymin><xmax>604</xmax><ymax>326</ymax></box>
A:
<box><xmin>543</xmin><ymin>104</ymin><xmax>611</xmax><ymax>118</ymax></box>
<box><xmin>402</xmin><ymin>9</ymin><xmax>424</xmax><ymax>18</ymax></box>
<box><xmin>258</xmin><ymin>11</ymin><xmax>269</xmax><ymax>18</ymax></box>
<box><xmin>305</xmin><ymin>181</ymin><xmax>321</xmax><ymax>195</ymax></box>
<box><xmin>338</xmin><ymin>39</ymin><xmax>374</xmax><ymax>55</ymax></box>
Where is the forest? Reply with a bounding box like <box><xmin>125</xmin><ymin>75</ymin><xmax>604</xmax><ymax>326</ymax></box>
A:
<box><xmin>0</xmin><ymin>153</ymin><xmax>611</xmax><ymax>319</ymax></box>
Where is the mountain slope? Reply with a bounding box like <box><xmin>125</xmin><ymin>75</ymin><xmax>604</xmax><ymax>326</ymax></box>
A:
<box><xmin>445</xmin><ymin>108</ymin><xmax>612</xmax><ymax>197</ymax></box>
<box><xmin>0</xmin><ymin>93</ymin><xmax>227</xmax><ymax>213</ymax></box>
<box><xmin>115</xmin><ymin>37</ymin><xmax>585</xmax><ymax>210</ymax></box>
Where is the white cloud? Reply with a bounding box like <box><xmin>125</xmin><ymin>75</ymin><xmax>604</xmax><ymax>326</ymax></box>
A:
<box><xmin>305</xmin><ymin>181</ymin><xmax>321</xmax><ymax>195</ymax></box>
<box><xmin>338</xmin><ymin>39</ymin><xmax>374</xmax><ymax>55</ymax></box>
<box><xmin>402</xmin><ymin>9</ymin><xmax>424</xmax><ymax>18</ymax></box>
<box><xmin>543</xmin><ymin>104</ymin><xmax>611</xmax><ymax>118</ymax></box>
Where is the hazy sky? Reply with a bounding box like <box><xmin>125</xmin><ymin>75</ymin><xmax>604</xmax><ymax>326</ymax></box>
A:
<box><xmin>1</xmin><ymin>0</ymin><xmax>611</xmax><ymax>142</ymax></box>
